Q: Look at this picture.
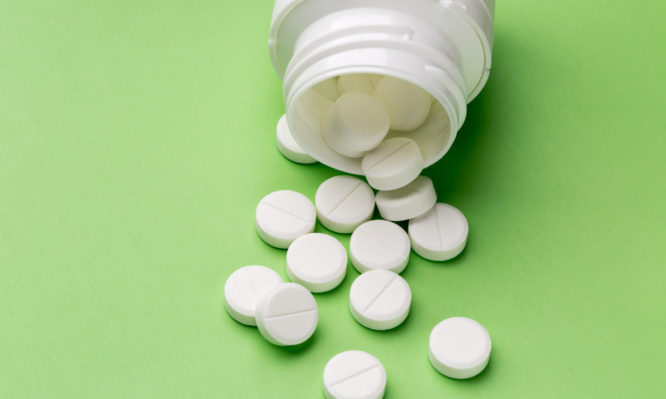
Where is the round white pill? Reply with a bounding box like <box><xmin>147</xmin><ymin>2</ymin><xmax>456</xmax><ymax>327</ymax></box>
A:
<box><xmin>349</xmin><ymin>269</ymin><xmax>411</xmax><ymax>330</ymax></box>
<box><xmin>256</xmin><ymin>190</ymin><xmax>316</xmax><ymax>249</ymax></box>
<box><xmin>375</xmin><ymin>176</ymin><xmax>437</xmax><ymax>221</ymax></box>
<box><xmin>408</xmin><ymin>203</ymin><xmax>468</xmax><ymax>261</ymax></box>
<box><xmin>276</xmin><ymin>114</ymin><xmax>317</xmax><ymax>164</ymax></box>
<box><xmin>322</xmin><ymin>93</ymin><xmax>390</xmax><ymax>158</ymax></box>
<box><xmin>223</xmin><ymin>265</ymin><xmax>283</xmax><ymax>326</ymax></box>
<box><xmin>323</xmin><ymin>350</ymin><xmax>387</xmax><ymax>399</ymax></box>
<box><xmin>286</xmin><ymin>233</ymin><xmax>347</xmax><ymax>293</ymax></box>
<box><xmin>337</xmin><ymin>73</ymin><xmax>376</xmax><ymax>95</ymax></box>
<box><xmin>350</xmin><ymin>220</ymin><xmax>410</xmax><ymax>274</ymax></box>
<box><xmin>374</xmin><ymin>76</ymin><xmax>431</xmax><ymax>131</ymax></box>
<box><xmin>429</xmin><ymin>317</ymin><xmax>491</xmax><ymax>379</ymax></box>
<box><xmin>315</xmin><ymin>175</ymin><xmax>375</xmax><ymax>233</ymax></box>
<box><xmin>256</xmin><ymin>282</ymin><xmax>318</xmax><ymax>346</ymax></box>
<box><xmin>362</xmin><ymin>137</ymin><xmax>424</xmax><ymax>191</ymax></box>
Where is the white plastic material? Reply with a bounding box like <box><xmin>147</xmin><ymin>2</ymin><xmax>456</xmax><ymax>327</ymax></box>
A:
<box><xmin>370</xmin><ymin>75</ymin><xmax>384</xmax><ymax>87</ymax></box>
<box><xmin>223</xmin><ymin>265</ymin><xmax>283</xmax><ymax>326</ymax></box>
<box><xmin>276</xmin><ymin>114</ymin><xmax>317</xmax><ymax>164</ymax></box>
<box><xmin>349</xmin><ymin>269</ymin><xmax>411</xmax><ymax>330</ymax></box>
<box><xmin>323</xmin><ymin>350</ymin><xmax>387</xmax><ymax>399</ymax></box>
<box><xmin>374</xmin><ymin>76</ymin><xmax>431</xmax><ymax>132</ymax></box>
<box><xmin>350</xmin><ymin>220</ymin><xmax>410</xmax><ymax>274</ymax></box>
<box><xmin>269</xmin><ymin>0</ymin><xmax>495</xmax><ymax>174</ymax></box>
<box><xmin>256</xmin><ymin>190</ymin><xmax>316</xmax><ymax>248</ymax></box>
<box><xmin>429</xmin><ymin>317</ymin><xmax>491</xmax><ymax>379</ymax></box>
<box><xmin>337</xmin><ymin>73</ymin><xmax>376</xmax><ymax>96</ymax></box>
<box><xmin>408</xmin><ymin>203</ymin><xmax>468</xmax><ymax>261</ymax></box>
<box><xmin>322</xmin><ymin>93</ymin><xmax>390</xmax><ymax>158</ymax></box>
<box><xmin>286</xmin><ymin>233</ymin><xmax>347</xmax><ymax>293</ymax></box>
<box><xmin>315</xmin><ymin>175</ymin><xmax>375</xmax><ymax>233</ymax></box>
<box><xmin>313</xmin><ymin>78</ymin><xmax>339</xmax><ymax>101</ymax></box>
<box><xmin>375</xmin><ymin>176</ymin><xmax>437</xmax><ymax>221</ymax></box>
<box><xmin>296</xmin><ymin>87</ymin><xmax>334</xmax><ymax>131</ymax></box>
<box><xmin>362</xmin><ymin>138</ymin><xmax>424</xmax><ymax>191</ymax></box>
<box><xmin>256</xmin><ymin>282</ymin><xmax>318</xmax><ymax>346</ymax></box>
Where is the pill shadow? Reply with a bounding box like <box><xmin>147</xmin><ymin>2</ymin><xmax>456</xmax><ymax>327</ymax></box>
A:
<box><xmin>406</xmin><ymin>244</ymin><xmax>470</xmax><ymax>273</ymax></box>
<box><xmin>217</xmin><ymin>290</ymin><xmax>318</xmax><ymax>355</ymax></box>
<box><xmin>429</xmin><ymin>350</ymin><xmax>495</xmax><ymax>387</ymax></box>
<box><xmin>271</xmin><ymin>330</ymin><xmax>318</xmax><ymax>354</ymax></box>
<box><xmin>385</xmin><ymin>219</ymin><xmax>469</xmax><ymax>275</ymax></box>
<box><xmin>226</xmin><ymin>317</ymin><xmax>319</xmax><ymax>356</ymax></box>
<box><xmin>423</xmin><ymin>37</ymin><xmax>513</xmax><ymax>205</ymax></box>
<box><xmin>351</xmin><ymin>304</ymin><xmax>415</xmax><ymax>337</ymax></box>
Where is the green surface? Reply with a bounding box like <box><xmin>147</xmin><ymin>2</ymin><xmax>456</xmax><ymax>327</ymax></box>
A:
<box><xmin>1</xmin><ymin>1</ymin><xmax>665</xmax><ymax>398</ymax></box>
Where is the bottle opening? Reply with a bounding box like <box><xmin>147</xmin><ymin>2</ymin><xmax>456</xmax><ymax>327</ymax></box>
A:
<box><xmin>288</xmin><ymin>73</ymin><xmax>454</xmax><ymax>175</ymax></box>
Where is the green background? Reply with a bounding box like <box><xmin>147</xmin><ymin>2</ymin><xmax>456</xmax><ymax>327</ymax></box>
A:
<box><xmin>2</xmin><ymin>1</ymin><xmax>665</xmax><ymax>397</ymax></box>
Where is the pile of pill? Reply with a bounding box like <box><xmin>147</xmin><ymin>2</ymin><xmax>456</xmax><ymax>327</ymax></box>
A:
<box><xmin>225</xmin><ymin>74</ymin><xmax>491</xmax><ymax>398</ymax></box>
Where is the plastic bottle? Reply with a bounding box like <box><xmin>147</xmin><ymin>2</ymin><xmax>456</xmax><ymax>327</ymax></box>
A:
<box><xmin>269</xmin><ymin>0</ymin><xmax>495</xmax><ymax>174</ymax></box>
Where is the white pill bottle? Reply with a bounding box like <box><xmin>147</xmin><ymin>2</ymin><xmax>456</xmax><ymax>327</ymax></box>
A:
<box><xmin>269</xmin><ymin>0</ymin><xmax>495</xmax><ymax>174</ymax></box>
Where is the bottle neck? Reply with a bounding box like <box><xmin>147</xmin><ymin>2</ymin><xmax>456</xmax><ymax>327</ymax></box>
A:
<box><xmin>283</xmin><ymin>8</ymin><xmax>469</xmax><ymax>174</ymax></box>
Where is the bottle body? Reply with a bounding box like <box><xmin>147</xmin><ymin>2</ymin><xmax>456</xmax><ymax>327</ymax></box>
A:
<box><xmin>269</xmin><ymin>0</ymin><xmax>495</xmax><ymax>174</ymax></box>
